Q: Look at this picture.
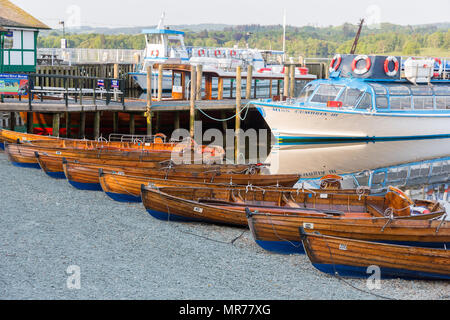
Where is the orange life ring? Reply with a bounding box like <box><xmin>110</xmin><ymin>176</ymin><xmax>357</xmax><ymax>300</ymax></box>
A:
<box><xmin>388</xmin><ymin>186</ymin><xmax>414</xmax><ymax>205</ymax></box>
<box><xmin>229</xmin><ymin>50</ymin><xmax>237</xmax><ymax>57</ymax></box>
<box><xmin>329</xmin><ymin>54</ymin><xmax>342</xmax><ymax>73</ymax></box>
<box><xmin>198</xmin><ymin>49</ymin><xmax>205</xmax><ymax>57</ymax></box>
<box><xmin>151</xmin><ymin>50</ymin><xmax>159</xmax><ymax>57</ymax></box>
<box><xmin>384</xmin><ymin>56</ymin><xmax>399</xmax><ymax>77</ymax></box>
<box><xmin>154</xmin><ymin>133</ymin><xmax>166</xmax><ymax>144</ymax></box>
<box><xmin>351</xmin><ymin>55</ymin><xmax>372</xmax><ymax>75</ymax></box>
<box><xmin>214</xmin><ymin>50</ymin><xmax>222</xmax><ymax>58</ymax></box>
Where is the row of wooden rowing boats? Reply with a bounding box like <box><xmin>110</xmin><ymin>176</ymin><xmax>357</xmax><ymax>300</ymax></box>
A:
<box><xmin>1</xmin><ymin>128</ymin><xmax>449</xmax><ymax>280</ymax></box>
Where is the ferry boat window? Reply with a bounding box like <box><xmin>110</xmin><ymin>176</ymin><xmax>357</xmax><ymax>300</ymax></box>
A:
<box><xmin>410</xmin><ymin>86</ymin><xmax>433</xmax><ymax>96</ymax></box>
<box><xmin>147</xmin><ymin>34</ymin><xmax>162</xmax><ymax>45</ymax></box>
<box><xmin>432</xmin><ymin>85</ymin><xmax>450</xmax><ymax>96</ymax></box>
<box><xmin>340</xmin><ymin>88</ymin><xmax>364</xmax><ymax>107</ymax></box>
<box><xmin>436</xmin><ymin>96</ymin><xmax>450</xmax><ymax>109</ymax></box>
<box><xmin>297</xmin><ymin>83</ymin><xmax>317</xmax><ymax>102</ymax></box>
<box><xmin>390</xmin><ymin>96</ymin><xmax>412</xmax><ymax>110</ymax></box>
<box><xmin>369</xmin><ymin>83</ymin><xmax>388</xmax><ymax>95</ymax></box>
<box><xmin>355</xmin><ymin>92</ymin><xmax>372</xmax><ymax>109</ymax></box>
<box><xmin>375</xmin><ymin>96</ymin><xmax>388</xmax><ymax>109</ymax></box>
<box><xmin>386</xmin><ymin>85</ymin><xmax>410</xmax><ymax>95</ymax></box>
<box><xmin>413</xmin><ymin>96</ymin><xmax>434</xmax><ymax>109</ymax></box>
<box><xmin>310</xmin><ymin>84</ymin><xmax>343</xmax><ymax>103</ymax></box>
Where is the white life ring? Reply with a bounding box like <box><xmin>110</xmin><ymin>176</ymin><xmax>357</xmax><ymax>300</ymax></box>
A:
<box><xmin>352</xmin><ymin>55</ymin><xmax>372</xmax><ymax>75</ymax></box>
<box><xmin>329</xmin><ymin>54</ymin><xmax>342</xmax><ymax>73</ymax></box>
<box><xmin>384</xmin><ymin>56</ymin><xmax>399</xmax><ymax>77</ymax></box>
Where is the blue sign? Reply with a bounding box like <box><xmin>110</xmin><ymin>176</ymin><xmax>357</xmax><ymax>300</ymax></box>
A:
<box><xmin>111</xmin><ymin>80</ymin><xmax>119</xmax><ymax>89</ymax></box>
<box><xmin>97</xmin><ymin>79</ymin><xmax>104</xmax><ymax>88</ymax></box>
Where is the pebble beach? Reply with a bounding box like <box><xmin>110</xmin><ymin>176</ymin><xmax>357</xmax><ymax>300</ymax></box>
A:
<box><xmin>0</xmin><ymin>152</ymin><xmax>448</xmax><ymax>300</ymax></box>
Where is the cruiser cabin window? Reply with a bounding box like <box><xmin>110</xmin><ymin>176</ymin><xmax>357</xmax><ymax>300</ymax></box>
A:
<box><xmin>310</xmin><ymin>84</ymin><xmax>344</xmax><ymax>104</ymax></box>
<box><xmin>297</xmin><ymin>83</ymin><xmax>317</xmax><ymax>103</ymax></box>
<box><xmin>340</xmin><ymin>88</ymin><xmax>365</xmax><ymax>107</ymax></box>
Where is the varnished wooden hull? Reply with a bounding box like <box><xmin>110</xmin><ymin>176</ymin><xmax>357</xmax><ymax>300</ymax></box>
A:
<box><xmin>5</xmin><ymin>142</ymin><xmax>180</xmax><ymax>168</ymax></box>
<box><xmin>0</xmin><ymin>128</ymin><xmax>57</xmax><ymax>144</ymax></box>
<box><xmin>299</xmin><ymin>229</ymin><xmax>450</xmax><ymax>280</ymax></box>
<box><xmin>247</xmin><ymin>211</ymin><xmax>449</xmax><ymax>255</ymax></box>
<box><xmin>99</xmin><ymin>171</ymin><xmax>367</xmax><ymax>203</ymax></box>
<box><xmin>36</xmin><ymin>152</ymin><xmax>260</xmax><ymax>181</ymax></box>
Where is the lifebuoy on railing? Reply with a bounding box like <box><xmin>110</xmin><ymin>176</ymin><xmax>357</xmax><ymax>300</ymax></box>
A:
<box><xmin>329</xmin><ymin>54</ymin><xmax>342</xmax><ymax>73</ymax></box>
<box><xmin>384</xmin><ymin>56</ymin><xmax>399</xmax><ymax>77</ymax></box>
<box><xmin>214</xmin><ymin>50</ymin><xmax>222</xmax><ymax>58</ymax></box>
<box><xmin>229</xmin><ymin>50</ymin><xmax>237</xmax><ymax>57</ymax></box>
<box><xmin>198</xmin><ymin>49</ymin><xmax>205</xmax><ymax>57</ymax></box>
<box><xmin>351</xmin><ymin>55</ymin><xmax>372</xmax><ymax>75</ymax></box>
<box><xmin>150</xmin><ymin>50</ymin><xmax>159</xmax><ymax>57</ymax></box>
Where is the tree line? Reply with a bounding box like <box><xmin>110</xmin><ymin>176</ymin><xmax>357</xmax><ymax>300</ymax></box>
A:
<box><xmin>37</xmin><ymin>22</ymin><xmax>450</xmax><ymax>58</ymax></box>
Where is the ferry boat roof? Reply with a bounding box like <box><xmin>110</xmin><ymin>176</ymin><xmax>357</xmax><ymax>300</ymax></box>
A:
<box><xmin>141</xmin><ymin>28</ymin><xmax>185</xmax><ymax>35</ymax></box>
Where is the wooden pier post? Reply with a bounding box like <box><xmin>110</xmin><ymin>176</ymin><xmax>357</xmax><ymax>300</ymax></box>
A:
<box><xmin>94</xmin><ymin>111</ymin><xmax>101</xmax><ymax>139</ymax></box>
<box><xmin>9</xmin><ymin>112</ymin><xmax>15</xmax><ymax>131</ymax></box>
<box><xmin>157</xmin><ymin>64</ymin><xmax>163</xmax><ymax>101</ymax></box>
<box><xmin>196</xmin><ymin>65</ymin><xmax>203</xmax><ymax>100</ymax></box>
<box><xmin>26</xmin><ymin>113</ymin><xmax>33</xmax><ymax>134</ymax></box>
<box><xmin>146</xmin><ymin>66</ymin><xmax>152</xmax><ymax>136</ymax></box>
<box><xmin>283</xmin><ymin>65</ymin><xmax>289</xmax><ymax>99</ymax></box>
<box><xmin>174</xmin><ymin>111</ymin><xmax>180</xmax><ymax>130</ymax></box>
<box><xmin>113</xmin><ymin>63</ymin><xmax>119</xmax><ymax>101</ymax></box>
<box><xmin>129</xmin><ymin>113</ymin><xmax>135</xmax><ymax>135</ymax></box>
<box><xmin>218</xmin><ymin>77</ymin><xmax>224</xmax><ymax>100</ymax></box>
<box><xmin>65</xmin><ymin>112</ymin><xmax>71</xmax><ymax>138</ymax></box>
<box><xmin>289</xmin><ymin>64</ymin><xmax>295</xmax><ymax>98</ymax></box>
<box><xmin>246</xmin><ymin>65</ymin><xmax>253</xmax><ymax>100</ymax></box>
<box><xmin>52</xmin><ymin>113</ymin><xmax>60</xmax><ymax>137</ymax></box>
<box><xmin>190</xmin><ymin>65</ymin><xmax>197</xmax><ymax>139</ymax></box>
<box><xmin>80</xmin><ymin>112</ymin><xmax>86</xmax><ymax>138</ymax></box>
<box><xmin>235</xmin><ymin>66</ymin><xmax>242</xmax><ymax>163</ymax></box>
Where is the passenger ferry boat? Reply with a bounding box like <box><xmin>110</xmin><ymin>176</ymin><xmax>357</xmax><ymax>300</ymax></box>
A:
<box><xmin>252</xmin><ymin>54</ymin><xmax>450</xmax><ymax>144</ymax></box>
<box><xmin>129</xmin><ymin>17</ymin><xmax>316</xmax><ymax>92</ymax></box>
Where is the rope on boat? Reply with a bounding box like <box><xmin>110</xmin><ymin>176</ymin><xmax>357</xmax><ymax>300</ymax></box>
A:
<box><xmin>195</xmin><ymin>101</ymin><xmax>252</xmax><ymax>122</ymax></box>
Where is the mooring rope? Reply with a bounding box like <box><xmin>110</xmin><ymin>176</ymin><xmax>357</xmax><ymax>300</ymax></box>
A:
<box><xmin>196</xmin><ymin>101</ymin><xmax>252</xmax><ymax>122</ymax></box>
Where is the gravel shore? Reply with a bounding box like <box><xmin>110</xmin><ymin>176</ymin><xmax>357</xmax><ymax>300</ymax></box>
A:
<box><xmin>0</xmin><ymin>152</ymin><xmax>448</xmax><ymax>300</ymax></box>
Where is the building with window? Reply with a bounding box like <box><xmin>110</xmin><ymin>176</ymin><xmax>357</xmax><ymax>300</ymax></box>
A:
<box><xmin>0</xmin><ymin>0</ymin><xmax>50</xmax><ymax>73</ymax></box>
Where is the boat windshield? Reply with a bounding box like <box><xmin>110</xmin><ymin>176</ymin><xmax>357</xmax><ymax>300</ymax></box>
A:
<box><xmin>297</xmin><ymin>83</ymin><xmax>318</xmax><ymax>103</ymax></box>
<box><xmin>310</xmin><ymin>84</ymin><xmax>344</xmax><ymax>103</ymax></box>
<box><xmin>340</xmin><ymin>87</ymin><xmax>365</xmax><ymax>107</ymax></box>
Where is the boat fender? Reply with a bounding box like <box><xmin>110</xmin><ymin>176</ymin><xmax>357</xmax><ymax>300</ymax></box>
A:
<box><xmin>433</xmin><ymin>58</ymin><xmax>443</xmax><ymax>78</ymax></box>
<box><xmin>351</xmin><ymin>55</ymin><xmax>372</xmax><ymax>75</ymax></box>
<box><xmin>410</xmin><ymin>206</ymin><xmax>431</xmax><ymax>216</ymax></box>
<box><xmin>384</xmin><ymin>56</ymin><xmax>399</xmax><ymax>77</ymax></box>
<box><xmin>329</xmin><ymin>54</ymin><xmax>342</xmax><ymax>73</ymax></box>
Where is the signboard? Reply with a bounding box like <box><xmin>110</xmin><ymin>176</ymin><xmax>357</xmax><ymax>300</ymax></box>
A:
<box><xmin>0</xmin><ymin>74</ymin><xmax>29</xmax><ymax>95</ymax></box>
<box><xmin>111</xmin><ymin>80</ymin><xmax>119</xmax><ymax>89</ymax></box>
<box><xmin>97</xmin><ymin>79</ymin><xmax>105</xmax><ymax>88</ymax></box>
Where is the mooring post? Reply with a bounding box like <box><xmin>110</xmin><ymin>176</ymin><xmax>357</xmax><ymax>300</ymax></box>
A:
<box><xmin>218</xmin><ymin>77</ymin><xmax>224</xmax><ymax>100</ymax></box>
<box><xmin>26</xmin><ymin>112</ymin><xmax>33</xmax><ymax>133</ymax></box>
<box><xmin>9</xmin><ymin>112</ymin><xmax>15</xmax><ymax>131</ymax></box>
<box><xmin>80</xmin><ymin>112</ymin><xmax>86</xmax><ymax>138</ymax></box>
<box><xmin>189</xmin><ymin>65</ymin><xmax>197</xmax><ymax>139</ymax></box>
<box><xmin>283</xmin><ymin>64</ymin><xmax>289</xmax><ymax>100</ymax></box>
<box><xmin>113</xmin><ymin>112</ymin><xmax>118</xmax><ymax>133</ymax></box>
<box><xmin>146</xmin><ymin>66</ymin><xmax>152</xmax><ymax>136</ymax></box>
<box><xmin>113</xmin><ymin>63</ymin><xmax>119</xmax><ymax>101</ymax></box>
<box><xmin>235</xmin><ymin>66</ymin><xmax>242</xmax><ymax>163</ymax></box>
<box><xmin>289</xmin><ymin>64</ymin><xmax>295</xmax><ymax>98</ymax></box>
<box><xmin>65</xmin><ymin>112</ymin><xmax>71</xmax><ymax>138</ymax></box>
<box><xmin>174</xmin><ymin>111</ymin><xmax>180</xmax><ymax>130</ymax></box>
<box><xmin>52</xmin><ymin>113</ymin><xmax>60</xmax><ymax>137</ymax></box>
<box><xmin>94</xmin><ymin>111</ymin><xmax>100</xmax><ymax>140</ymax></box>
<box><xmin>157</xmin><ymin>64</ymin><xmax>163</xmax><ymax>101</ymax></box>
<box><xmin>129</xmin><ymin>113</ymin><xmax>135</xmax><ymax>135</ymax></box>
<box><xmin>246</xmin><ymin>65</ymin><xmax>253</xmax><ymax>100</ymax></box>
<box><xmin>196</xmin><ymin>64</ymin><xmax>203</xmax><ymax>100</ymax></box>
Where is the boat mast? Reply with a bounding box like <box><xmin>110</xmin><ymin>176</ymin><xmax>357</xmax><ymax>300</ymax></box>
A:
<box><xmin>157</xmin><ymin>12</ymin><xmax>165</xmax><ymax>29</ymax></box>
<box><xmin>350</xmin><ymin>18</ymin><xmax>364</xmax><ymax>54</ymax></box>
<box><xmin>282</xmin><ymin>9</ymin><xmax>286</xmax><ymax>63</ymax></box>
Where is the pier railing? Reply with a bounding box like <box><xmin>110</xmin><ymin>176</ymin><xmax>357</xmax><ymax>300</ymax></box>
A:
<box><xmin>0</xmin><ymin>73</ymin><xmax>126</xmax><ymax>110</ymax></box>
<box><xmin>37</xmin><ymin>48</ymin><xmax>144</xmax><ymax>65</ymax></box>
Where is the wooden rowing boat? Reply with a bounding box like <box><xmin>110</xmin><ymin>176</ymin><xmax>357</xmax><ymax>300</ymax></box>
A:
<box><xmin>35</xmin><ymin>152</ymin><xmax>261</xmax><ymax>180</ymax></box>
<box><xmin>299</xmin><ymin>228</ymin><xmax>450</xmax><ymax>280</ymax></box>
<box><xmin>63</xmin><ymin>161</ymin><xmax>300</xmax><ymax>191</ymax></box>
<box><xmin>246</xmin><ymin>201</ymin><xmax>448</xmax><ymax>254</ymax></box>
<box><xmin>99</xmin><ymin>170</ymin><xmax>369</xmax><ymax>203</ymax></box>
<box><xmin>140</xmin><ymin>185</ymin><xmax>441</xmax><ymax>227</ymax></box>
<box><xmin>0</xmin><ymin>128</ymin><xmax>57</xmax><ymax>144</ymax></box>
